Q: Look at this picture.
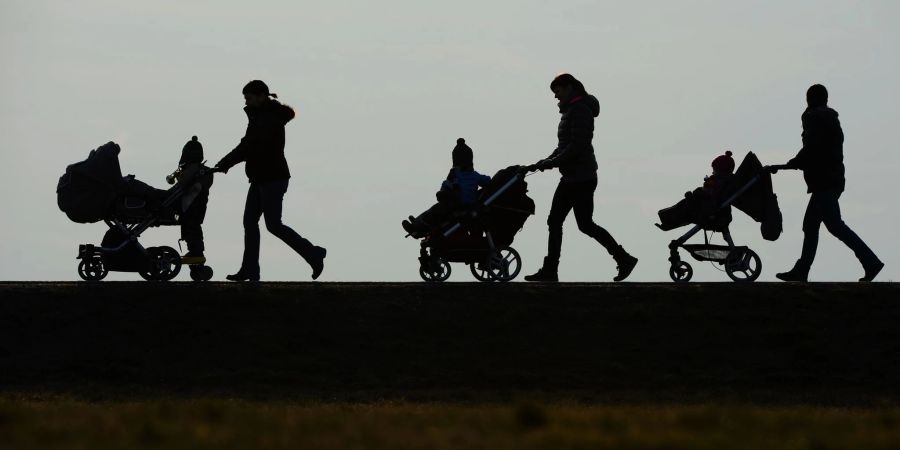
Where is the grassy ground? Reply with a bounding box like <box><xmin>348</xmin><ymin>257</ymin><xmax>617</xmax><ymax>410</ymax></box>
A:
<box><xmin>2</xmin><ymin>282</ymin><xmax>899</xmax><ymax>447</ymax></box>
<box><xmin>3</xmin><ymin>398</ymin><xmax>900</xmax><ymax>450</ymax></box>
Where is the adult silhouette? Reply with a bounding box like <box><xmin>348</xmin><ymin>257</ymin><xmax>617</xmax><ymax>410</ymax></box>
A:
<box><xmin>525</xmin><ymin>73</ymin><xmax>638</xmax><ymax>282</ymax></box>
<box><xmin>774</xmin><ymin>84</ymin><xmax>882</xmax><ymax>282</ymax></box>
<box><xmin>216</xmin><ymin>80</ymin><xmax>326</xmax><ymax>281</ymax></box>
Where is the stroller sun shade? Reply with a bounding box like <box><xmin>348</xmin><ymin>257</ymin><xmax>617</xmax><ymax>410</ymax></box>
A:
<box><xmin>56</xmin><ymin>142</ymin><xmax>125</xmax><ymax>224</ymax></box>
<box><xmin>726</xmin><ymin>152</ymin><xmax>783</xmax><ymax>241</ymax></box>
<box><xmin>477</xmin><ymin>166</ymin><xmax>536</xmax><ymax>248</ymax></box>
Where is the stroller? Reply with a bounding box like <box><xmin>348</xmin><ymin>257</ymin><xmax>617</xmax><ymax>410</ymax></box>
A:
<box><xmin>56</xmin><ymin>142</ymin><xmax>219</xmax><ymax>282</ymax></box>
<box><xmin>410</xmin><ymin>166</ymin><xmax>536</xmax><ymax>282</ymax></box>
<box><xmin>656</xmin><ymin>152</ymin><xmax>783</xmax><ymax>283</ymax></box>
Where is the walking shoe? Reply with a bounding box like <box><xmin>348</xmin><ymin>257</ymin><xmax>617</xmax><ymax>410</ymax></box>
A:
<box><xmin>309</xmin><ymin>246</ymin><xmax>327</xmax><ymax>280</ymax></box>
<box><xmin>775</xmin><ymin>269</ymin><xmax>807</xmax><ymax>282</ymax></box>
<box><xmin>524</xmin><ymin>257</ymin><xmax>559</xmax><ymax>282</ymax></box>
<box><xmin>612</xmin><ymin>248</ymin><xmax>638</xmax><ymax>282</ymax></box>
<box><xmin>181</xmin><ymin>251</ymin><xmax>206</xmax><ymax>265</ymax></box>
<box><xmin>402</xmin><ymin>220</ymin><xmax>415</xmax><ymax>234</ymax></box>
<box><xmin>226</xmin><ymin>270</ymin><xmax>259</xmax><ymax>282</ymax></box>
<box><xmin>860</xmin><ymin>260</ymin><xmax>884</xmax><ymax>282</ymax></box>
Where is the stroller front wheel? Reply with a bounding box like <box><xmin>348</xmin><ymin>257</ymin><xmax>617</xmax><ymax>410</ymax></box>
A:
<box><xmin>669</xmin><ymin>261</ymin><xmax>693</xmax><ymax>283</ymax></box>
<box><xmin>419</xmin><ymin>258</ymin><xmax>451</xmax><ymax>282</ymax></box>
<box><xmin>77</xmin><ymin>257</ymin><xmax>108</xmax><ymax>281</ymax></box>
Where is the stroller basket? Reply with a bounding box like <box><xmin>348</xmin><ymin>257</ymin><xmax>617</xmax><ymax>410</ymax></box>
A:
<box><xmin>682</xmin><ymin>244</ymin><xmax>733</xmax><ymax>262</ymax></box>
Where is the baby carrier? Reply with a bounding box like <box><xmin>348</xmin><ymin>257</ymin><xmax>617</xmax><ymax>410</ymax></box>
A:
<box><xmin>656</xmin><ymin>152</ymin><xmax>782</xmax><ymax>282</ymax></box>
<box><xmin>57</xmin><ymin>142</ymin><xmax>217</xmax><ymax>281</ymax></box>
<box><xmin>411</xmin><ymin>165</ymin><xmax>535</xmax><ymax>282</ymax></box>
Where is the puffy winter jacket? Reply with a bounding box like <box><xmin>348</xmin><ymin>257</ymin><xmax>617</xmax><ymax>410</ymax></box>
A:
<box><xmin>217</xmin><ymin>99</ymin><xmax>295</xmax><ymax>183</ymax></box>
<box><xmin>787</xmin><ymin>106</ymin><xmax>846</xmax><ymax>193</ymax></box>
<box><xmin>540</xmin><ymin>95</ymin><xmax>600</xmax><ymax>182</ymax></box>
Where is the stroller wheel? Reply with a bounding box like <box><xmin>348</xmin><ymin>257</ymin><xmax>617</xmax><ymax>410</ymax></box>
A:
<box><xmin>725</xmin><ymin>248</ymin><xmax>762</xmax><ymax>283</ymax></box>
<box><xmin>77</xmin><ymin>257</ymin><xmax>108</xmax><ymax>281</ymax></box>
<box><xmin>190</xmin><ymin>265</ymin><xmax>214</xmax><ymax>282</ymax></box>
<box><xmin>419</xmin><ymin>258</ymin><xmax>451</xmax><ymax>282</ymax></box>
<box><xmin>470</xmin><ymin>263</ymin><xmax>494</xmax><ymax>282</ymax></box>
<box><xmin>140</xmin><ymin>246</ymin><xmax>182</xmax><ymax>281</ymax></box>
<box><xmin>486</xmin><ymin>247</ymin><xmax>522</xmax><ymax>282</ymax></box>
<box><xmin>669</xmin><ymin>261</ymin><xmax>693</xmax><ymax>283</ymax></box>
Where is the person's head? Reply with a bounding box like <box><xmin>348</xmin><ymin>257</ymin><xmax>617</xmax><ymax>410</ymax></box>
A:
<box><xmin>180</xmin><ymin>135</ymin><xmax>203</xmax><ymax>165</ymax></box>
<box><xmin>550</xmin><ymin>73</ymin><xmax>586</xmax><ymax>103</ymax></box>
<box><xmin>242</xmin><ymin>80</ymin><xmax>278</xmax><ymax>107</ymax></box>
<box><xmin>806</xmin><ymin>84</ymin><xmax>828</xmax><ymax>108</ymax></box>
<box><xmin>711</xmin><ymin>150</ymin><xmax>735</xmax><ymax>175</ymax></box>
<box><xmin>452</xmin><ymin>138</ymin><xmax>474</xmax><ymax>170</ymax></box>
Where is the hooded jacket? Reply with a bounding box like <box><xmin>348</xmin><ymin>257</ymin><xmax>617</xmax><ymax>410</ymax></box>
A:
<box><xmin>540</xmin><ymin>94</ymin><xmax>601</xmax><ymax>182</ymax></box>
<box><xmin>217</xmin><ymin>99</ymin><xmax>295</xmax><ymax>183</ymax></box>
<box><xmin>787</xmin><ymin>106</ymin><xmax>846</xmax><ymax>193</ymax></box>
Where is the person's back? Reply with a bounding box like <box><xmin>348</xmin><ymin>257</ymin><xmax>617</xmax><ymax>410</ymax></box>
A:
<box><xmin>776</xmin><ymin>84</ymin><xmax>882</xmax><ymax>282</ymax></box>
<box><xmin>442</xmin><ymin>167</ymin><xmax>491</xmax><ymax>206</ymax></box>
<box><xmin>791</xmin><ymin>105</ymin><xmax>845</xmax><ymax>193</ymax></box>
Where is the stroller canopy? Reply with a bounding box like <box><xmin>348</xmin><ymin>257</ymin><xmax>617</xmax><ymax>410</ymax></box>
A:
<box><xmin>56</xmin><ymin>142</ymin><xmax>125</xmax><ymax>223</ymax></box>
<box><xmin>478</xmin><ymin>166</ymin><xmax>535</xmax><ymax>248</ymax></box>
<box><xmin>727</xmin><ymin>152</ymin><xmax>783</xmax><ymax>241</ymax></box>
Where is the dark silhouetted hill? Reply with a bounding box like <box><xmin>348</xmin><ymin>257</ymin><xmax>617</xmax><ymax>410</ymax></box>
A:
<box><xmin>1</xmin><ymin>282</ymin><xmax>898</xmax><ymax>405</ymax></box>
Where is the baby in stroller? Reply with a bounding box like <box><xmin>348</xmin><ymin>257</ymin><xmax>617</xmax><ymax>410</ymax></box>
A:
<box><xmin>402</xmin><ymin>139</ymin><xmax>536</xmax><ymax>282</ymax></box>
<box><xmin>402</xmin><ymin>138</ymin><xmax>491</xmax><ymax>236</ymax></box>
<box><xmin>656</xmin><ymin>151</ymin><xmax>783</xmax><ymax>283</ymax></box>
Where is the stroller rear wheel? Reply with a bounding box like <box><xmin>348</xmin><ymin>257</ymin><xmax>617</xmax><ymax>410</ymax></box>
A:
<box><xmin>725</xmin><ymin>248</ymin><xmax>762</xmax><ymax>283</ymax></box>
<box><xmin>669</xmin><ymin>261</ymin><xmax>693</xmax><ymax>283</ymax></box>
<box><xmin>190</xmin><ymin>265</ymin><xmax>214</xmax><ymax>282</ymax></box>
<box><xmin>77</xmin><ymin>257</ymin><xmax>108</xmax><ymax>281</ymax></box>
<box><xmin>486</xmin><ymin>247</ymin><xmax>522</xmax><ymax>282</ymax></box>
<box><xmin>470</xmin><ymin>263</ymin><xmax>493</xmax><ymax>282</ymax></box>
<box><xmin>419</xmin><ymin>257</ymin><xmax>451</xmax><ymax>282</ymax></box>
<box><xmin>139</xmin><ymin>246</ymin><xmax>182</xmax><ymax>281</ymax></box>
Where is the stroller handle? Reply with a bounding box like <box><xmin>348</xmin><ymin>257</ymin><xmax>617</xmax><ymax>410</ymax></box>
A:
<box><xmin>763</xmin><ymin>164</ymin><xmax>790</xmax><ymax>175</ymax></box>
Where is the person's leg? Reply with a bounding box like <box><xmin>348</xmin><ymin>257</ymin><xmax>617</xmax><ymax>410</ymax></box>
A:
<box><xmin>417</xmin><ymin>202</ymin><xmax>452</xmax><ymax>227</ymax></box>
<box><xmin>546</xmin><ymin>180</ymin><xmax>575</xmax><ymax>262</ymax></box>
<box><xmin>237</xmin><ymin>183</ymin><xmax>263</xmax><ymax>278</ymax></box>
<box><xmin>571</xmin><ymin>179</ymin><xmax>620</xmax><ymax>253</ymax></box>
<box><xmin>818</xmin><ymin>191</ymin><xmax>883</xmax><ymax>278</ymax></box>
<box><xmin>525</xmin><ymin>180</ymin><xmax>573</xmax><ymax>281</ymax></box>
<box><xmin>779</xmin><ymin>193</ymin><xmax>822</xmax><ymax>281</ymax></box>
<box><xmin>259</xmin><ymin>179</ymin><xmax>326</xmax><ymax>278</ymax></box>
<box><xmin>571</xmin><ymin>178</ymin><xmax>637</xmax><ymax>281</ymax></box>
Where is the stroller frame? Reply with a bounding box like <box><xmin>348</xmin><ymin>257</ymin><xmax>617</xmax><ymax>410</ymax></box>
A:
<box><xmin>76</xmin><ymin>167</ymin><xmax>216</xmax><ymax>282</ymax></box>
<box><xmin>417</xmin><ymin>169</ymin><xmax>529</xmax><ymax>283</ymax></box>
<box><xmin>666</xmin><ymin>171</ymin><xmax>766</xmax><ymax>283</ymax></box>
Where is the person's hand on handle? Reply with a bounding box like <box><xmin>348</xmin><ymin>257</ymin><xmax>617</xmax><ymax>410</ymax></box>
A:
<box><xmin>765</xmin><ymin>164</ymin><xmax>791</xmax><ymax>175</ymax></box>
<box><xmin>526</xmin><ymin>159</ymin><xmax>550</xmax><ymax>173</ymax></box>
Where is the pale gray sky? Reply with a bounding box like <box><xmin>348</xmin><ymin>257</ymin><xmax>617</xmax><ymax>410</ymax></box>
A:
<box><xmin>1</xmin><ymin>0</ymin><xmax>898</xmax><ymax>281</ymax></box>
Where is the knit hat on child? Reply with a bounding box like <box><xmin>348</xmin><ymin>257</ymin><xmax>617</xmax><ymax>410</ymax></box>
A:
<box><xmin>180</xmin><ymin>136</ymin><xmax>204</xmax><ymax>165</ymax></box>
<box><xmin>712</xmin><ymin>151</ymin><xmax>735</xmax><ymax>174</ymax></box>
<box><xmin>452</xmin><ymin>138</ymin><xmax>473</xmax><ymax>169</ymax></box>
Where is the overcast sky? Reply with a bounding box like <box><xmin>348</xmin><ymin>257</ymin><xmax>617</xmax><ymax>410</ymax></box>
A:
<box><xmin>1</xmin><ymin>0</ymin><xmax>897</xmax><ymax>282</ymax></box>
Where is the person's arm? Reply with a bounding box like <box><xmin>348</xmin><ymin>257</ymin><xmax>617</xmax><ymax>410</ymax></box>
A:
<box><xmin>215</xmin><ymin>123</ymin><xmax>254</xmax><ymax>172</ymax></box>
<box><xmin>536</xmin><ymin>105</ymin><xmax>591</xmax><ymax>170</ymax></box>
<box><xmin>477</xmin><ymin>173</ymin><xmax>491</xmax><ymax>187</ymax></box>
<box><xmin>786</xmin><ymin>112</ymin><xmax>825</xmax><ymax>170</ymax></box>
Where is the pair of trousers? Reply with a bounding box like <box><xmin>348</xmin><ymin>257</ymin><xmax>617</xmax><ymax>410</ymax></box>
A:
<box><xmin>794</xmin><ymin>190</ymin><xmax>880</xmax><ymax>273</ymax></box>
<box><xmin>546</xmin><ymin>178</ymin><xmax>620</xmax><ymax>262</ymax></box>
<box><xmin>240</xmin><ymin>178</ymin><xmax>315</xmax><ymax>276</ymax></box>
